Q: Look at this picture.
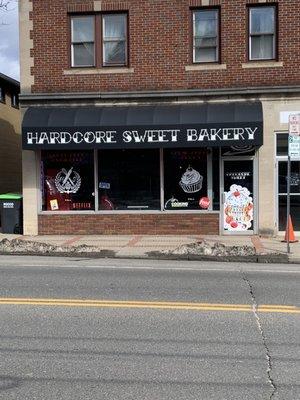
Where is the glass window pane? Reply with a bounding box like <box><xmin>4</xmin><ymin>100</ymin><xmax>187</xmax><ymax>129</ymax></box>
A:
<box><xmin>212</xmin><ymin>148</ymin><xmax>220</xmax><ymax>210</ymax></box>
<box><xmin>276</xmin><ymin>134</ymin><xmax>288</xmax><ymax>156</ymax></box>
<box><xmin>72</xmin><ymin>17</ymin><xmax>94</xmax><ymax>42</ymax></box>
<box><xmin>73</xmin><ymin>43</ymin><xmax>94</xmax><ymax>66</ymax></box>
<box><xmin>223</xmin><ymin>160</ymin><xmax>254</xmax><ymax>232</ymax></box>
<box><xmin>195</xmin><ymin>37</ymin><xmax>217</xmax><ymax>47</ymax></box>
<box><xmin>103</xmin><ymin>41</ymin><xmax>126</xmax><ymax>65</ymax></box>
<box><xmin>194</xmin><ymin>10</ymin><xmax>217</xmax><ymax>37</ymax></box>
<box><xmin>278</xmin><ymin>161</ymin><xmax>300</xmax><ymax>194</ymax></box>
<box><xmin>278</xmin><ymin>196</ymin><xmax>300</xmax><ymax>231</ymax></box>
<box><xmin>250</xmin><ymin>7</ymin><xmax>275</xmax><ymax>34</ymax></box>
<box><xmin>103</xmin><ymin>14</ymin><xmax>126</xmax><ymax>39</ymax></box>
<box><xmin>195</xmin><ymin>47</ymin><xmax>217</xmax><ymax>62</ymax></box>
<box><xmin>98</xmin><ymin>150</ymin><xmax>160</xmax><ymax>210</ymax></box>
<box><xmin>164</xmin><ymin>149</ymin><xmax>208</xmax><ymax>211</ymax></box>
<box><xmin>251</xmin><ymin>35</ymin><xmax>274</xmax><ymax>59</ymax></box>
<box><xmin>41</xmin><ymin>151</ymin><xmax>95</xmax><ymax>211</ymax></box>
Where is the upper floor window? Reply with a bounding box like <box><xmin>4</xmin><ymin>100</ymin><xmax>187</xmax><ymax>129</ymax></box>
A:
<box><xmin>102</xmin><ymin>14</ymin><xmax>127</xmax><ymax>66</ymax></box>
<box><xmin>193</xmin><ymin>9</ymin><xmax>219</xmax><ymax>63</ymax></box>
<box><xmin>249</xmin><ymin>6</ymin><xmax>276</xmax><ymax>60</ymax></box>
<box><xmin>11</xmin><ymin>93</ymin><xmax>19</xmax><ymax>108</ymax></box>
<box><xmin>70</xmin><ymin>13</ymin><xmax>128</xmax><ymax>68</ymax></box>
<box><xmin>71</xmin><ymin>16</ymin><xmax>95</xmax><ymax>67</ymax></box>
<box><xmin>0</xmin><ymin>87</ymin><xmax>5</xmax><ymax>103</ymax></box>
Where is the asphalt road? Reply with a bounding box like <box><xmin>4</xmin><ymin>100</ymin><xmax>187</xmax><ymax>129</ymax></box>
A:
<box><xmin>0</xmin><ymin>256</ymin><xmax>299</xmax><ymax>400</ymax></box>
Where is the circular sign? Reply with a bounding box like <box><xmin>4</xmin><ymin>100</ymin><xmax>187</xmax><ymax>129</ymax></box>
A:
<box><xmin>199</xmin><ymin>197</ymin><xmax>210</xmax><ymax>209</ymax></box>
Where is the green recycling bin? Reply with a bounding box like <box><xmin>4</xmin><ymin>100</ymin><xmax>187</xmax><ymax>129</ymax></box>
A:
<box><xmin>0</xmin><ymin>193</ymin><xmax>23</xmax><ymax>234</ymax></box>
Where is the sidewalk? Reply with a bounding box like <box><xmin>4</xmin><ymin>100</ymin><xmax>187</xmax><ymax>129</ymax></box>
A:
<box><xmin>0</xmin><ymin>233</ymin><xmax>298</xmax><ymax>263</ymax></box>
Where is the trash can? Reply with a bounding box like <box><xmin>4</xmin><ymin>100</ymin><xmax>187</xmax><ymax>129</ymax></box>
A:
<box><xmin>0</xmin><ymin>193</ymin><xmax>23</xmax><ymax>234</ymax></box>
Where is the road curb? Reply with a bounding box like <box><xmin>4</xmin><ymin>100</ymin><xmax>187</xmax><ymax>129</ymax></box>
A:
<box><xmin>0</xmin><ymin>251</ymin><xmax>289</xmax><ymax>264</ymax></box>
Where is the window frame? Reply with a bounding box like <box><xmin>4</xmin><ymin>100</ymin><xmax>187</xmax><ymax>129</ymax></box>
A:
<box><xmin>275</xmin><ymin>132</ymin><xmax>300</xmax><ymax>232</ymax></box>
<box><xmin>101</xmin><ymin>12</ymin><xmax>128</xmax><ymax>67</ymax></box>
<box><xmin>38</xmin><ymin>148</ymin><xmax>218</xmax><ymax>214</ymax></box>
<box><xmin>70</xmin><ymin>15</ymin><xmax>96</xmax><ymax>68</ymax></box>
<box><xmin>191</xmin><ymin>7</ymin><xmax>220</xmax><ymax>64</ymax></box>
<box><xmin>0</xmin><ymin>87</ymin><xmax>5</xmax><ymax>103</ymax></box>
<box><xmin>11</xmin><ymin>93</ymin><xmax>19</xmax><ymax>109</ymax></box>
<box><xmin>69</xmin><ymin>12</ymin><xmax>129</xmax><ymax>69</ymax></box>
<box><xmin>248</xmin><ymin>4</ymin><xmax>278</xmax><ymax>61</ymax></box>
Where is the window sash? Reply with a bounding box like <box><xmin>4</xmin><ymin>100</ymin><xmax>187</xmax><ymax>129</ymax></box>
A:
<box><xmin>249</xmin><ymin>7</ymin><xmax>276</xmax><ymax>60</ymax></box>
<box><xmin>71</xmin><ymin>42</ymin><xmax>95</xmax><ymax>67</ymax></box>
<box><xmin>193</xmin><ymin>10</ymin><xmax>219</xmax><ymax>63</ymax></box>
<box><xmin>102</xmin><ymin>14</ymin><xmax>127</xmax><ymax>66</ymax></box>
<box><xmin>71</xmin><ymin>16</ymin><xmax>95</xmax><ymax>67</ymax></box>
<box><xmin>249</xmin><ymin>33</ymin><xmax>275</xmax><ymax>60</ymax></box>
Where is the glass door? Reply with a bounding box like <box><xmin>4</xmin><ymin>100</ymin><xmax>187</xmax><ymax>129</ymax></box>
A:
<box><xmin>277</xmin><ymin>160</ymin><xmax>300</xmax><ymax>231</ymax></box>
<box><xmin>221</xmin><ymin>159</ymin><xmax>255</xmax><ymax>234</ymax></box>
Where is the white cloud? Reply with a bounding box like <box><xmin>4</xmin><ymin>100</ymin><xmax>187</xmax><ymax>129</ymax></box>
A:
<box><xmin>0</xmin><ymin>1</ymin><xmax>20</xmax><ymax>81</ymax></box>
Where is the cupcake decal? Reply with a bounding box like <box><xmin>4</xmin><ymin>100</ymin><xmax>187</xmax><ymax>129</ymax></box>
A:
<box><xmin>224</xmin><ymin>184</ymin><xmax>253</xmax><ymax>231</ymax></box>
<box><xmin>179</xmin><ymin>166</ymin><xmax>203</xmax><ymax>193</ymax></box>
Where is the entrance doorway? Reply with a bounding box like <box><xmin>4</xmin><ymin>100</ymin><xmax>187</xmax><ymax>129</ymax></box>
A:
<box><xmin>221</xmin><ymin>157</ymin><xmax>256</xmax><ymax>234</ymax></box>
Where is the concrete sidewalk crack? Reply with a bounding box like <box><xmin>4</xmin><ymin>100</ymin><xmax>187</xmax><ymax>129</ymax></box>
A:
<box><xmin>241</xmin><ymin>270</ymin><xmax>277</xmax><ymax>399</ymax></box>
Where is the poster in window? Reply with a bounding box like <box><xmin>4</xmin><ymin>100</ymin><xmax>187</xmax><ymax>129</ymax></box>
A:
<box><xmin>223</xmin><ymin>160</ymin><xmax>254</xmax><ymax>231</ymax></box>
<box><xmin>224</xmin><ymin>184</ymin><xmax>253</xmax><ymax>231</ymax></box>
<box><xmin>41</xmin><ymin>151</ymin><xmax>94</xmax><ymax>211</ymax></box>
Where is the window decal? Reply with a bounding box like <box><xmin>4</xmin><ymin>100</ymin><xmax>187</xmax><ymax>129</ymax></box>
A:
<box><xmin>179</xmin><ymin>166</ymin><xmax>203</xmax><ymax>193</ymax></box>
<box><xmin>55</xmin><ymin>167</ymin><xmax>82</xmax><ymax>194</ymax></box>
<box><xmin>224</xmin><ymin>184</ymin><xmax>253</xmax><ymax>231</ymax></box>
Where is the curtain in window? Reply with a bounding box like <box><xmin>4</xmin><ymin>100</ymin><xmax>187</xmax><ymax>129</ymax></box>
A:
<box><xmin>103</xmin><ymin>14</ymin><xmax>126</xmax><ymax>65</ymax></box>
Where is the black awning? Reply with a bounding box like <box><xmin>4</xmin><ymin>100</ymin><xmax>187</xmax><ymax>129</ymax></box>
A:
<box><xmin>22</xmin><ymin>102</ymin><xmax>263</xmax><ymax>150</ymax></box>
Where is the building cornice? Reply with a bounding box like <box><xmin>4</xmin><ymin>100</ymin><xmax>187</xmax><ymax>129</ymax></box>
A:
<box><xmin>19</xmin><ymin>85</ymin><xmax>300</xmax><ymax>104</ymax></box>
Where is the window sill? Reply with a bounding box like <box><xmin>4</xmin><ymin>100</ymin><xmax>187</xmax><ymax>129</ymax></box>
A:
<box><xmin>64</xmin><ymin>67</ymin><xmax>134</xmax><ymax>75</ymax></box>
<box><xmin>242</xmin><ymin>61</ymin><xmax>283</xmax><ymax>69</ymax></box>
<box><xmin>38</xmin><ymin>210</ymin><xmax>220</xmax><ymax>215</ymax></box>
<box><xmin>185</xmin><ymin>64</ymin><xmax>227</xmax><ymax>71</ymax></box>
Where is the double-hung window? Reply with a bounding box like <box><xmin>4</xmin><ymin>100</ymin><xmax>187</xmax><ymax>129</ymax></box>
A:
<box><xmin>70</xmin><ymin>14</ymin><xmax>128</xmax><ymax>68</ymax></box>
<box><xmin>249</xmin><ymin>6</ymin><xmax>276</xmax><ymax>60</ymax></box>
<box><xmin>193</xmin><ymin>9</ymin><xmax>219</xmax><ymax>63</ymax></box>
<box><xmin>102</xmin><ymin>14</ymin><xmax>127</xmax><ymax>66</ymax></box>
<box><xmin>71</xmin><ymin>16</ymin><xmax>95</xmax><ymax>67</ymax></box>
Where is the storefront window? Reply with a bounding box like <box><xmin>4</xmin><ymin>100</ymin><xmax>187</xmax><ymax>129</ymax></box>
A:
<box><xmin>41</xmin><ymin>151</ymin><xmax>95</xmax><ymax>211</ymax></box>
<box><xmin>164</xmin><ymin>149</ymin><xmax>208</xmax><ymax>210</ymax></box>
<box><xmin>212</xmin><ymin>148</ymin><xmax>220</xmax><ymax>210</ymax></box>
<box><xmin>276</xmin><ymin>134</ymin><xmax>288</xmax><ymax>156</ymax></box>
<box><xmin>279</xmin><ymin>196</ymin><xmax>300</xmax><ymax>231</ymax></box>
<box><xmin>98</xmin><ymin>149</ymin><xmax>160</xmax><ymax>210</ymax></box>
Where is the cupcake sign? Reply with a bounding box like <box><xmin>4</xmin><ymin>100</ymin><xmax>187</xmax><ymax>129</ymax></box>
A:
<box><xmin>224</xmin><ymin>184</ymin><xmax>253</xmax><ymax>231</ymax></box>
<box><xmin>179</xmin><ymin>167</ymin><xmax>203</xmax><ymax>193</ymax></box>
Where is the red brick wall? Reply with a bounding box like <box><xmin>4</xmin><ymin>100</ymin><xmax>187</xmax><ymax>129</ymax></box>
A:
<box><xmin>30</xmin><ymin>0</ymin><xmax>300</xmax><ymax>94</ymax></box>
<box><xmin>38</xmin><ymin>213</ymin><xmax>220</xmax><ymax>235</ymax></box>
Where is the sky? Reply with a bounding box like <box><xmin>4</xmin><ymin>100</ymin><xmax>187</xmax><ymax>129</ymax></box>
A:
<box><xmin>0</xmin><ymin>1</ymin><xmax>20</xmax><ymax>81</ymax></box>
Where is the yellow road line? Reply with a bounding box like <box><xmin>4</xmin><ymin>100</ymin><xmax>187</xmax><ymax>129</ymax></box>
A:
<box><xmin>0</xmin><ymin>298</ymin><xmax>298</xmax><ymax>313</ymax></box>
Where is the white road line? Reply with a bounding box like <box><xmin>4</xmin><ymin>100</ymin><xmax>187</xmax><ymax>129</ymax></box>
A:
<box><xmin>0</xmin><ymin>264</ymin><xmax>300</xmax><ymax>274</ymax></box>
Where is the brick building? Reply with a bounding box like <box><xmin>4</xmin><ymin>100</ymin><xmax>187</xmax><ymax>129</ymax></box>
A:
<box><xmin>19</xmin><ymin>0</ymin><xmax>300</xmax><ymax>236</ymax></box>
